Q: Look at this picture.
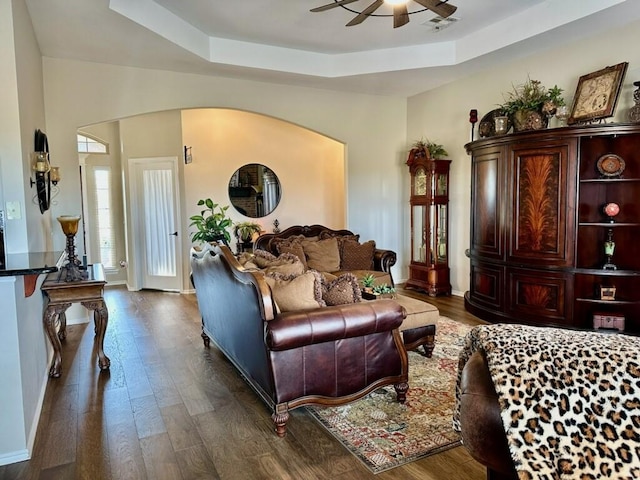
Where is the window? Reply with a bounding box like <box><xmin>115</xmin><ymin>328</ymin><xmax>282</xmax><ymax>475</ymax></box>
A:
<box><xmin>77</xmin><ymin>134</ymin><xmax>108</xmax><ymax>154</ymax></box>
<box><xmin>92</xmin><ymin>167</ymin><xmax>116</xmax><ymax>268</ymax></box>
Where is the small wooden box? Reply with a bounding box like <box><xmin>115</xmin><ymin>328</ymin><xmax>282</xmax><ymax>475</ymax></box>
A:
<box><xmin>599</xmin><ymin>286</ymin><xmax>616</xmax><ymax>300</ymax></box>
<box><xmin>593</xmin><ymin>312</ymin><xmax>625</xmax><ymax>331</ymax></box>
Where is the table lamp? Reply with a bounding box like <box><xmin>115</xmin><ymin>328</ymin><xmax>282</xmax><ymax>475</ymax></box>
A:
<box><xmin>57</xmin><ymin>215</ymin><xmax>86</xmax><ymax>281</ymax></box>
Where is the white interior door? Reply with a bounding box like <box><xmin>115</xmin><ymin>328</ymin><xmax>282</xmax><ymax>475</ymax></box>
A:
<box><xmin>130</xmin><ymin>157</ymin><xmax>182</xmax><ymax>291</ymax></box>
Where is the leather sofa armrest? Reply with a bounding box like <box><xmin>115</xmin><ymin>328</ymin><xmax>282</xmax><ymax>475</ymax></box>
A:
<box><xmin>373</xmin><ymin>248</ymin><xmax>396</xmax><ymax>275</ymax></box>
<box><xmin>265</xmin><ymin>299</ymin><xmax>405</xmax><ymax>351</ymax></box>
<box><xmin>459</xmin><ymin>351</ymin><xmax>515</xmax><ymax>476</ymax></box>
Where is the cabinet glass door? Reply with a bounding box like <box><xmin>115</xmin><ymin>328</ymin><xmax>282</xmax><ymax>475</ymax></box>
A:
<box><xmin>431</xmin><ymin>205</ymin><xmax>448</xmax><ymax>264</ymax></box>
<box><xmin>412</xmin><ymin>205</ymin><xmax>427</xmax><ymax>263</ymax></box>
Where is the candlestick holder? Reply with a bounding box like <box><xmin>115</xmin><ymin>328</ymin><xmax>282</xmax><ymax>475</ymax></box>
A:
<box><xmin>57</xmin><ymin>216</ymin><xmax>87</xmax><ymax>282</ymax></box>
<box><xmin>603</xmin><ymin>228</ymin><xmax>617</xmax><ymax>271</ymax></box>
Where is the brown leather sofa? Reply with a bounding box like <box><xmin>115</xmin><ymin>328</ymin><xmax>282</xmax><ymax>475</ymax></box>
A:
<box><xmin>254</xmin><ymin>224</ymin><xmax>397</xmax><ymax>286</ymax></box>
<box><xmin>459</xmin><ymin>351</ymin><xmax>518</xmax><ymax>480</ymax></box>
<box><xmin>190</xmin><ymin>244</ymin><xmax>409</xmax><ymax>437</ymax></box>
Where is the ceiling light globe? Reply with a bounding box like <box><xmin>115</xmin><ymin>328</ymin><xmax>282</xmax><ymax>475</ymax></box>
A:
<box><xmin>384</xmin><ymin>0</ymin><xmax>409</xmax><ymax>5</ymax></box>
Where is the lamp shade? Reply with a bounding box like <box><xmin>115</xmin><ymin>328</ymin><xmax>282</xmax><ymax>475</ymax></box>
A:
<box><xmin>57</xmin><ymin>216</ymin><xmax>81</xmax><ymax>236</ymax></box>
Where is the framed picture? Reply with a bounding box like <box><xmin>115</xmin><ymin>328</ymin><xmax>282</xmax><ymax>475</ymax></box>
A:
<box><xmin>567</xmin><ymin>62</ymin><xmax>628</xmax><ymax>125</ymax></box>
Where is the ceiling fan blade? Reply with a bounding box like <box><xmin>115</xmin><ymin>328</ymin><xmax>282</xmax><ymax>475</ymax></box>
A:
<box><xmin>394</xmin><ymin>4</ymin><xmax>410</xmax><ymax>28</ymax></box>
<box><xmin>346</xmin><ymin>0</ymin><xmax>384</xmax><ymax>26</ymax></box>
<box><xmin>310</xmin><ymin>0</ymin><xmax>360</xmax><ymax>13</ymax></box>
<box><xmin>413</xmin><ymin>0</ymin><xmax>457</xmax><ymax>18</ymax></box>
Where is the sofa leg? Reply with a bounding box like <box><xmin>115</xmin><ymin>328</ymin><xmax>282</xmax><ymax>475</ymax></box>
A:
<box><xmin>272</xmin><ymin>406</ymin><xmax>290</xmax><ymax>437</ymax></box>
<box><xmin>394</xmin><ymin>382</ymin><xmax>408</xmax><ymax>403</ymax></box>
<box><xmin>423</xmin><ymin>335</ymin><xmax>435</xmax><ymax>357</ymax></box>
<box><xmin>201</xmin><ymin>320</ymin><xmax>210</xmax><ymax>348</ymax></box>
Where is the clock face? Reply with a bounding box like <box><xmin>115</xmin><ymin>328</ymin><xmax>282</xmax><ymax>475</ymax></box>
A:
<box><xmin>596</xmin><ymin>154</ymin><xmax>625</xmax><ymax>177</ymax></box>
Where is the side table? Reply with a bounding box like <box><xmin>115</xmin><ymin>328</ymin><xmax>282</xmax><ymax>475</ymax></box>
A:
<box><xmin>41</xmin><ymin>263</ymin><xmax>110</xmax><ymax>378</ymax></box>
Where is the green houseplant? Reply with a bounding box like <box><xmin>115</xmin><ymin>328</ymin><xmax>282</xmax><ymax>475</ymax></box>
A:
<box><xmin>234</xmin><ymin>221</ymin><xmax>262</xmax><ymax>243</ymax></box>
<box><xmin>361</xmin><ymin>273</ymin><xmax>376</xmax><ymax>293</ymax></box>
<box><xmin>189</xmin><ymin>198</ymin><xmax>232</xmax><ymax>244</ymax></box>
<box><xmin>411</xmin><ymin>139</ymin><xmax>448</xmax><ymax>159</ymax></box>
<box><xmin>500</xmin><ymin>77</ymin><xmax>565</xmax><ymax>132</ymax></box>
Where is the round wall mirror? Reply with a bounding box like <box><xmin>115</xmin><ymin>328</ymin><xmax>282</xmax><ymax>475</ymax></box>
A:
<box><xmin>228</xmin><ymin>164</ymin><xmax>281</xmax><ymax>218</ymax></box>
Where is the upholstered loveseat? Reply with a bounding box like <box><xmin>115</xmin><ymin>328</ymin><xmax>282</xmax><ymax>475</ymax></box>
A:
<box><xmin>190</xmin><ymin>244</ymin><xmax>409</xmax><ymax>437</ymax></box>
<box><xmin>254</xmin><ymin>224</ymin><xmax>397</xmax><ymax>287</ymax></box>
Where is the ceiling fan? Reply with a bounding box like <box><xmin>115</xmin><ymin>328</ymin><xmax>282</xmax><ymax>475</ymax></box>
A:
<box><xmin>311</xmin><ymin>0</ymin><xmax>457</xmax><ymax>28</ymax></box>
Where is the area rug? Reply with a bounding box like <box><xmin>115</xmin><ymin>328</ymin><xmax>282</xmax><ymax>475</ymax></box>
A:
<box><xmin>307</xmin><ymin>316</ymin><xmax>473</xmax><ymax>474</ymax></box>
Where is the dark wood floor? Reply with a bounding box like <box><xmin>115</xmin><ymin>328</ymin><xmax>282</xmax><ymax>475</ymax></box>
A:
<box><xmin>0</xmin><ymin>286</ymin><xmax>487</xmax><ymax>480</ymax></box>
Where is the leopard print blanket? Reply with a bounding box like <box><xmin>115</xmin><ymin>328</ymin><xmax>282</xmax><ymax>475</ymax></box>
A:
<box><xmin>454</xmin><ymin>323</ymin><xmax>640</xmax><ymax>480</ymax></box>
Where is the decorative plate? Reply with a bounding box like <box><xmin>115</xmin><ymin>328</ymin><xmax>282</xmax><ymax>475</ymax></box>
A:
<box><xmin>596</xmin><ymin>154</ymin><xmax>625</xmax><ymax>177</ymax></box>
<box><xmin>478</xmin><ymin>109</ymin><xmax>512</xmax><ymax>138</ymax></box>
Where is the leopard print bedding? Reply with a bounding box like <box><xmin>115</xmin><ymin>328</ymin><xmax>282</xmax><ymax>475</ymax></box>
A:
<box><xmin>454</xmin><ymin>324</ymin><xmax>640</xmax><ymax>480</ymax></box>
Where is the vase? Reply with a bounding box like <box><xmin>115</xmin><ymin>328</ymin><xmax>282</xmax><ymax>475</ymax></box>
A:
<box><xmin>512</xmin><ymin>109</ymin><xmax>548</xmax><ymax>132</ymax></box>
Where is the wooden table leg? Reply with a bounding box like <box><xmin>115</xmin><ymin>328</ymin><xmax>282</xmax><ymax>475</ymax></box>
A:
<box><xmin>83</xmin><ymin>300</ymin><xmax>110</xmax><ymax>371</ymax></box>
<box><xmin>43</xmin><ymin>303</ymin><xmax>71</xmax><ymax>378</ymax></box>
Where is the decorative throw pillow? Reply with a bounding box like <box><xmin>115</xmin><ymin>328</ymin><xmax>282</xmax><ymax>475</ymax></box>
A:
<box><xmin>303</xmin><ymin>237</ymin><xmax>341</xmax><ymax>272</ymax></box>
<box><xmin>341</xmin><ymin>240</ymin><xmax>376</xmax><ymax>271</ymax></box>
<box><xmin>252</xmin><ymin>250</ymin><xmax>305</xmax><ymax>276</ymax></box>
<box><xmin>273</xmin><ymin>235</ymin><xmax>308</xmax><ymax>268</ymax></box>
<box><xmin>264</xmin><ymin>271</ymin><xmax>325</xmax><ymax>312</ymax></box>
<box><xmin>322</xmin><ymin>273</ymin><xmax>362</xmax><ymax>306</ymax></box>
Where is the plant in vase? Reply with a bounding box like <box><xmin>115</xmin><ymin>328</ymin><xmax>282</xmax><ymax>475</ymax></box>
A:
<box><xmin>189</xmin><ymin>198</ymin><xmax>232</xmax><ymax>245</ymax></box>
<box><xmin>373</xmin><ymin>283</ymin><xmax>396</xmax><ymax>299</ymax></box>
<box><xmin>361</xmin><ymin>273</ymin><xmax>376</xmax><ymax>294</ymax></box>
<box><xmin>410</xmin><ymin>139</ymin><xmax>448</xmax><ymax>159</ymax></box>
<box><xmin>234</xmin><ymin>221</ymin><xmax>262</xmax><ymax>244</ymax></box>
<box><xmin>500</xmin><ymin>77</ymin><xmax>564</xmax><ymax>132</ymax></box>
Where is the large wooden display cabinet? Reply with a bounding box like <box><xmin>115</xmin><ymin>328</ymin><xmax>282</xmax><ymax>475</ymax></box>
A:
<box><xmin>465</xmin><ymin>123</ymin><xmax>640</xmax><ymax>333</ymax></box>
<box><xmin>406</xmin><ymin>148</ymin><xmax>452</xmax><ymax>296</ymax></box>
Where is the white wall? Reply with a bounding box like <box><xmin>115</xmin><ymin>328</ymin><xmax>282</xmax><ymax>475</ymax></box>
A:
<box><xmin>181</xmin><ymin>108</ymin><xmax>345</xmax><ymax>230</ymax></box>
<box><xmin>0</xmin><ymin>0</ymin><xmax>51</xmax><ymax>465</ymax></box>
<box><xmin>42</xmin><ymin>59</ymin><xmax>408</xmax><ymax>285</ymax></box>
<box><xmin>408</xmin><ymin>19</ymin><xmax>640</xmax><ymax>296</ymax></box>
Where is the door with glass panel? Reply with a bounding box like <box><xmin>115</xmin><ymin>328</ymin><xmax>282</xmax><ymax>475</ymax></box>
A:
<box><xmin>130</xmin><ymin>157</ymin><xmax>182</xmax><ymax>291</ymax></box>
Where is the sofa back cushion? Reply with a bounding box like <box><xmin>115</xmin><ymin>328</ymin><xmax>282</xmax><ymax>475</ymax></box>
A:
<box><xmin>340</xmin><ymin>239</ymin><xmax>376</xmax><ymax>271</ymax></box>
<box><xmin>303</xmin><ymin>237</ymin><xmax>341</xmax><ymax>272</ymax></box>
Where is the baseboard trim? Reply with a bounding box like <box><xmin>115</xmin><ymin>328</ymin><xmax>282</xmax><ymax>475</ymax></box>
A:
<box><xmin>0</xmin><ymin>449</ymin><xmax>29</xmax><ymax>467</ymax></box>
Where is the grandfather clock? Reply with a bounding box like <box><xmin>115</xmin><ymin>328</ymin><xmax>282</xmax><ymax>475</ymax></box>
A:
<box><xmin>406</xmin><ymin>148</ymin><xmax>451</xmax><ymax>296</ymax></box>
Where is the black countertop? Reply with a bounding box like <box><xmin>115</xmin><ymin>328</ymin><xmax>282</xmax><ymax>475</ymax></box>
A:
<box><xmin>0</xmin><ymin>251</ymin><xmax>61</xmax><ymax>277</ymax></box>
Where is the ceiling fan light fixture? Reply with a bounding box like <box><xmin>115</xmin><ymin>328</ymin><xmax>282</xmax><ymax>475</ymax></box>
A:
<box><xmin>384</xmin><ymin>0</ymin><xmax>409</xmax><ymax>5</ymax></box>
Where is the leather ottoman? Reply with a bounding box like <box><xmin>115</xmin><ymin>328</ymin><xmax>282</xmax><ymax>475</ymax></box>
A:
<box><xmin>393</xmin><ymin>294</ymin><xmax>439</xmax><ymax>357</ymax></box>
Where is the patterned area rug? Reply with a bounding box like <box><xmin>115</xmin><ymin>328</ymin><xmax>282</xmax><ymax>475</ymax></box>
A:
<box><xmin>307</xmin><ymin>316</ymin><xmax>473</xmax><ymax>474</ymax></box>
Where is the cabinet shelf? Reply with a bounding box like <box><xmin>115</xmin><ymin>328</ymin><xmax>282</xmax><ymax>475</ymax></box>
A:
<box><xmin>578</xmin><ymin>222</ymin><xmax>640</xmax><ymax>227</ymax></box>
<box><xmin>575</xmin><ymin>268</ymin><xmax>640</xmax><ymax>276</ymax></box>
<box><xmin>575</xmin><ymin>298</ymin><xmax>640</xmax><ymax>305</ymax></box>
<box><xmin>580</xmin><ymin>178</ymin><xmax>640</xmax><ymax>184</ymax></box>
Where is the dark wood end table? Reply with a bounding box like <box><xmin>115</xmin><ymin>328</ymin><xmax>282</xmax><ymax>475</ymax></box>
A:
<box><xmin>41</xmin><ymin>263</ymin><xmax>110</xmax><ymax>378</ymax></box>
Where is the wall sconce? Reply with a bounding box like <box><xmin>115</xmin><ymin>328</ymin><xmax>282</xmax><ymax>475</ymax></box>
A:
<box><xmin>30</xmin><ymin>130</ymin><xmax>60</xmax><ymax>214</ymax></box>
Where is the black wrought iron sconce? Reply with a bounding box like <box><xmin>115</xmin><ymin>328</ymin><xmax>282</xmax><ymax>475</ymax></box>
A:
<box><xmin>30</xmin><ymin>129</ymin><xmax>60</xmax><ymax>214</ymax></box>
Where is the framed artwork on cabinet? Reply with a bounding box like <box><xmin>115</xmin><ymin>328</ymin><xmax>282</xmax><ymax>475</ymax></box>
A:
<box><xmin>568</xmin><ymin>62</ymin><xmax>628</xmax><ymax>125</ymax></box>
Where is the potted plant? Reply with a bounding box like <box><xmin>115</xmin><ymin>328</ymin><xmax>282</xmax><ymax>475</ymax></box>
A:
<box><xmin>234</xmin><ymin>221</ymin><xmax>262</xmax><ymax>243</ymax></box>
<box><xmin>361</xmin><ymin>273</ymin><xmax>376</xmax><ymax>294</ymax></box>
<box><xmin>500</xmin><ymin>77</ymin><xmax>565</xmax><ymax>132</ymax></box>
<box><xmin>410</xmin><ymin>139</ymin><xmax>448</xmax><ymax>159</ymax></box>
<box><xmin>373</xmin><ymin>283</ymin><xmax>396</xmax><ymax>299</ymax></box>
<box><xmin>189</xmin><ymin>198</ymin><xmax>232</xmax><ymax>245</ymax></box>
